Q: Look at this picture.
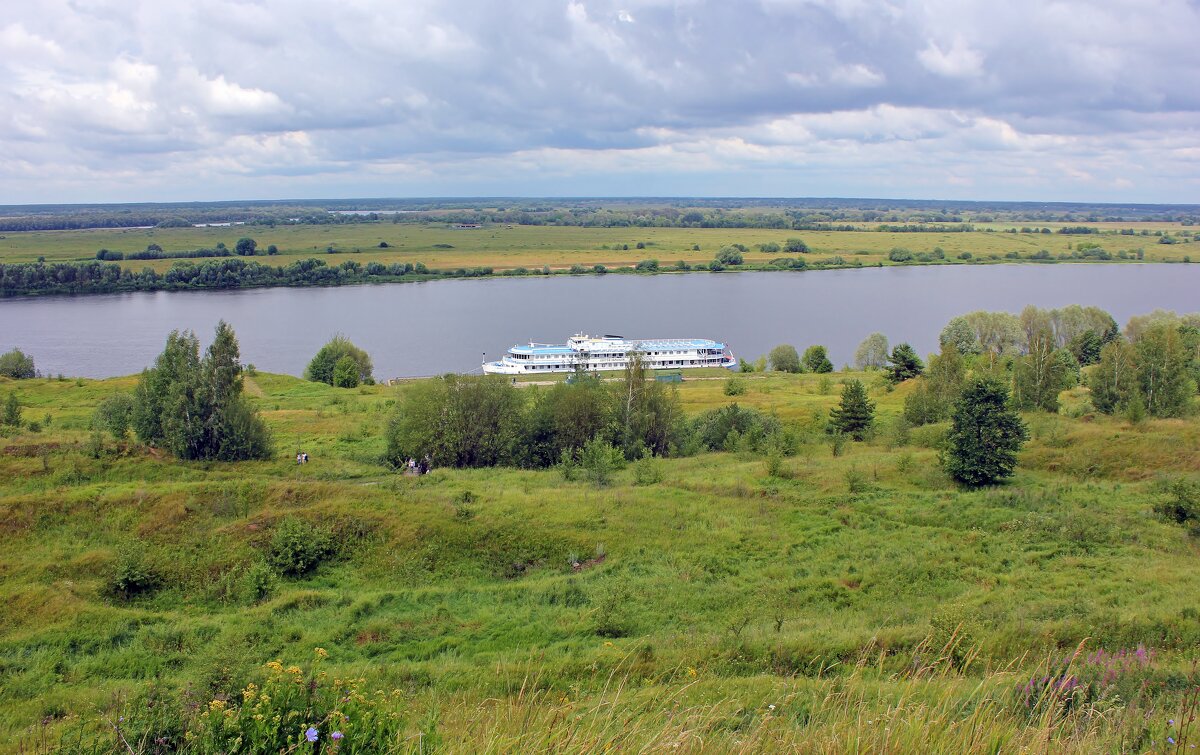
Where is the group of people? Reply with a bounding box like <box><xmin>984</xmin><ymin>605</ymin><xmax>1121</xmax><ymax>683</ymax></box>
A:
<box><xmin>404</xmin><ymin>455</ymin><xmax>432</xmax><ymax>475</ymax></box>
<box><xmin>295</xmin><ymin>452</ymin><xmax>310</xmax><ymax>464</ymax></box>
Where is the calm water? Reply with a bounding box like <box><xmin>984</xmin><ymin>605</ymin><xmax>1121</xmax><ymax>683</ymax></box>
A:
<box><xmin>1</xmin><ymin>264</ymin><xmax>1197</xmax><ymax>379</ymax></box>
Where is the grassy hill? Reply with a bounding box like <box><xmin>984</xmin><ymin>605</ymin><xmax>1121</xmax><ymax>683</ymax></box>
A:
<box><xmin>1</xmin><ymin>370</ymin><xmax>1197</xmax><ymax>752</ymax></box>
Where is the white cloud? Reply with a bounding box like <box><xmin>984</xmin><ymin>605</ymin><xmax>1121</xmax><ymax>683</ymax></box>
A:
<box><xmin>918</xmin><ymin>36</ymin><xmax>983</xmax><ymax>78</ymax></box>
<box><xmin>0</xmin><ymin>0</ymin><xmax>1197</xmax><ymax>203</ymax></box>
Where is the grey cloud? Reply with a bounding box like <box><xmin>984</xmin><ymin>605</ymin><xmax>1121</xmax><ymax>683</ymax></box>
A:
<box><xmin>0</xmin><ymin>0</ymin><xmax>1197</xmax><ymax>202</ymax></box>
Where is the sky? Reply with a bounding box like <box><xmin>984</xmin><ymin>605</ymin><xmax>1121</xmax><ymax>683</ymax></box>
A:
<box><xmin>1</xmin><ymin>0</ymin><xmax>1198</xmax><ymax>205</ymax></box>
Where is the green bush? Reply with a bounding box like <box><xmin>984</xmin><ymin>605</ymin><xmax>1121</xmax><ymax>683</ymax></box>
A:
<box><xmin>111</xmin><ymin>548</ymin><xmax>161</xmax><ymax>599</ymax></box>
<box><xmin>269</xmin><ymin>518</ymin><xmax>333</xmax><ymax>577</ymax></box>
<box><xmin>0</xmin><ymin>348</ymin><xmax>36</xmax><ymax>379</ymax></box>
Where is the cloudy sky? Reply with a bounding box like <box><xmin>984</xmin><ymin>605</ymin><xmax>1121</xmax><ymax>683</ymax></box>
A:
<box><xmin>1</xmin><ymin>0</ymin><xmax>1197</xmax><ymax>205</ymax></box>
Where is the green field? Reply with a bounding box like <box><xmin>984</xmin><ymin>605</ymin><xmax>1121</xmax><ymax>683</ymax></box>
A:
<box><xmin>1</xmin><ymin>366</ymin><xmax>1198</xmax><ymax>752</ymax></box>
<box><xmin>1</xmin><ymin>221</ymin><xmax>1194</xmax><ymax>274</ymax></box>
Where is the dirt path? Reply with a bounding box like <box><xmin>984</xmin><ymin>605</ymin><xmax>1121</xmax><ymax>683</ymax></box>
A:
<box><xmin>243</xmin><ymin>376</ymin><xmax>266</xmax><ymax>397</ymax></box>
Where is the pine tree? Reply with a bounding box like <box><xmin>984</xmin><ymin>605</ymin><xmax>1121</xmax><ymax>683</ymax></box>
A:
<box><xmin>2</xmin><ymin>392</ymin><xmax>21</xmax><ymax>427</ymax></box>
<box><xmin>803</xmin><ymin>345</ymin><xmax>833</xmax><ymax>373</ymax></box>
<box><xmin>944</xmin><ymin>377</ymin><xmax>1028</xmax><ymax>487</ymax></box>
<box><xmin>885</xmin><ymin>343</ymin><xmax>924</xmax><ymax>384</ymax></box>
<box><xmin>829</xmin><ymin>379</ymin><xmax>874</xmax><ymax>440</ymax></box>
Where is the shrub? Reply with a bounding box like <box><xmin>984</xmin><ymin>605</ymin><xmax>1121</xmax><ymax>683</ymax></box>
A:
<box><xmin>110</xmin><ymin>548</ymin><xmax>161</xmax><ymax>599</ymax></box>
<box><xmin>592</xmin><ymin>581</ymin><xmax>634</xmax><ymax>637</ymax></box>
<box><xmin>305</xmin><ymin>335</ymin><xmax>374</xmax><ymax>386</ymax></box>
<box><xmin>0</xmin><ymin>348</ymin><xmax>36</xmax><ymax>379</ymax></box>
<box><xmin>888</xmin><ymin>248</ymin><xmax>914</xmax><ymax>262</ymax></box>
<box><xmin>269</xmin><ymin>518</ymin><xmax>333</xmax><ymax>577</ymax></box>
<box><xmin>578</xmin><ymin>438</ymin><xmax>626</xmax><ymax>487</ymax></box>
<box><xmin>715</xmin><ymin>246</ymin><xmax>744</xmax><ymax>265</ymax></box>
<box><xmin>1153</xmin><ymin>478</ymin><xmax>1200</xmax><ymax>526</ymax></box>
<box><xmin>633</xmin><ymin>457</ymin><xmax>663</xmax><ymax>485</ymax></box>
<box><xmin>240</xmin><ymin>560</ymin><xmax>276</xmax><ymax>603</ymax></box>
<box><xmin>724</xmin><ymin>376</ymin><xmax>747</xmax><ymax>396</ymax></box>
<box><xmin>784</xmin><ymin>238</ymin><xmax>809</xmax><ymax>253</ymax></box>
<box><xmin>691</xmin><ymin>403</ymin><xmax>783</xmax><ymax>453</ymax></box>
<box><xmin>93</xmin><ymin>393</ymin><xmax>134</xmax><ymax>439</ymax></box>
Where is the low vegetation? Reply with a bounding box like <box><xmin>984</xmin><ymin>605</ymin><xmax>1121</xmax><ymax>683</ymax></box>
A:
<box><xmin>0</xmin><ymin>306</ymin><xmax>1197</xmax><ymax>752</ymax></box>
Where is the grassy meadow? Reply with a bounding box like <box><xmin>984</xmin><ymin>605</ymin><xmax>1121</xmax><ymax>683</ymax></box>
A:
<box><xmin>1</xmin><ymin>221</ymin><xmax>1195</xmax><ymax>274</ymax></box>
<box><xmin>1</xmin><ymin>368</ymin><xmax>1198</xmax><ymax>752</ymax></box>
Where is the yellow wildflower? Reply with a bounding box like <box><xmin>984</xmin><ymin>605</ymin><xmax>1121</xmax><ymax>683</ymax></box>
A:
<box><xmin>265</xmin><ymin>660</ymin><xmax>284</xmax><ymax>672</ymax></box>
<box><xmin>314</xmin><ymin>647</ymin><xmax>329</xmax><ymax>659</ymax></box>
<box><xmin>687</xmin><ymin>667</ymin><xmax>698</xmax><ymax>678</ymax></box>
<box><xmin>209</xmin><ymin>699</ymin><xmax>227</xmax><ymax>712</ymax></box>
<box><xmin>286</xmin><ymin>665</ymin><xmax>303</xmax><ymax>676</ymax></box>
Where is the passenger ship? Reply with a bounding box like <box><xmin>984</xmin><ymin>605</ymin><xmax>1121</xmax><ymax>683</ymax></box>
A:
<box><xmin>483</xmin><ymin>333</ymin><xmax>737</xmax><ymax>375</ymax></box>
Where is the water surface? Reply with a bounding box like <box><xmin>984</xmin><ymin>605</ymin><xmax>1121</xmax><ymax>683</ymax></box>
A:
<box><xmin>1</xmin><ymin>264</ymin><xmax>1197</xmax><ymax>379</ymax></box>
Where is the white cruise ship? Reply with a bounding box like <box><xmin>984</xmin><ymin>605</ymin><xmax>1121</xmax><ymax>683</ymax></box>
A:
<box><xmin>483</xmin><ymin>333</ymin><xmax>736</xmax><ymax>375</ymax></box>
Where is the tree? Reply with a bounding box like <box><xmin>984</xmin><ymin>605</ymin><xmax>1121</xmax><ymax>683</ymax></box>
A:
<box><xmin>1087</xmin><ymin>340</ymin><xmax>1137</xmax><ymax>414</ymax></box>
<box><xmin>235</xmin><ymin>237</ymin><xmax>258</xmax><ymax>256</ymax></box>
<box><xmin>1135</xmin><ymin>323</ymin><xmax>1194</xmax><ymax>418</ymax></box>
<box><xmin>385</xmin><ymin>374</ymin><xmax>524</xmax><ymax>468</ymax></box>
<box><xmin>944</xmin><ymin>377</ymin><xmax>1028</xmax><ymax>487</ymax></box>
<box><xmin>305</xmin><ymin>335</ymin><xmax>374</xmax><ymax>386</ymax></box>
<box><xmin>615</xmin><ymin>349</ymin><xmax>680</xmax><ymax>459</ymax></box>
<box><xmin>715</xmin><ymin>246</ymin><xmax>744</xmax><ymax>265</ymax></box>
<box><xmin>905</xmin><ymin>342</ymin><xmax>968</xmax><ymax>426</ymax></box>
<box><xmin>131</xmin><ymin>322</ymin><xmax>272</xmax><ymax>461</ymax></box>
<box><xmin>829</xmin><ymin>380</ymin><xmax>874</xmax><ymax>440</ymax></box>
<box><xmin>1069</xmin><ymin>330</ymin><xmax>1104</xmax><ymax>366</ymax></box>
<box><xmin>0</xmin><ymin>348</ymin><xmax>36</xmax><ymax>379</ymax></box>
<box><xmin>1012</xmin><ymin>316</ymin><xmax>1076</xmax><ymax>412</ymax></box>
<box><xmin>854</xmin><ymin>333</ymin><xmax>889</xmax><ymax>370</ymax></box>
<box><xmin>520</xmin><ymin>376</ymin><xmax>613</xmax><ymax>467</ymax></box>
<box><xmin>939</xmin><ymin>317</ymin><xmax>980</xmax><ymax>356</ymax></box>
<box><xmin>332</xmin><ymin>356</ymin><xmax>360</xmax><ymax>388</ymax></box>
<box><xmin>802</xmin><ymin>345</ymin><xmax>833</xmax><ymax>373</ymax></box>
<box><xmin>93</xmin><ymin>393</ymin><xmax>134</xmax><ymax>439</ymax></box>
<box><xmin>885</xmin><ymin>343</ymin><xmax>924</xmax><ymax>384</ymax></box>
<box><xmin>768</xmin><ymin>344</ymin><xmax>801</xmax><ymax>373</ymax></box>
<box><xmin>2</xmin><ymin>392</ymin><xmax>20</xmax><ymax>427</ymax></box>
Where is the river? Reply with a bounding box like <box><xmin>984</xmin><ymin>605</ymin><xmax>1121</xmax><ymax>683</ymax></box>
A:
<box><xmin>1</xmin><ymin>264</ymin><xmax>1197</xmax><ymax>379</ymax></box>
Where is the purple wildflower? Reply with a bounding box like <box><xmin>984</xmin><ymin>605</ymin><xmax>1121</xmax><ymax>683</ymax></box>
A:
<box><xmin>305</xmin><ymin>727</ymin><xmax>319</xmax><ymax>743</ymax></box>
<box><xmin>1169</xmin><ymin>737</ymin><xmax>1176</xmax><ymax>745</ymax></box>
<box><xmin>332</xmin><ymin>731</ymin><xmax>344</xmax><ymax>740</ymax></box>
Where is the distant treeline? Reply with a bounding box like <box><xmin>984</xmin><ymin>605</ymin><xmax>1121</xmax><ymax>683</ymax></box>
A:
<box><xmin>97</xmin><ymin>247</ymin><xmax>233</xmax><ymax>261</ymax></box>
<box><xmin>0</xmin><ymin>258</ymin><xmax>440</xmax><ymax>297</ymax></box>
<box><xmin>2</xmin><ymin>197</ymin><xmax>1198</xmax><ymax>232</ymax></box>
<box><xmin>0</xmin><ymin>253</ymin><xmax>875</xmax><ymax>297</ymax></box>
